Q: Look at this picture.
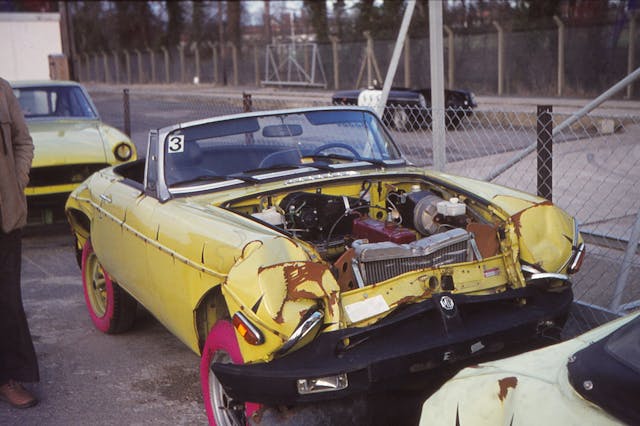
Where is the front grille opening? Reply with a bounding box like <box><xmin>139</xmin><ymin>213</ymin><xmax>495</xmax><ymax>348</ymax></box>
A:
<box><xmin>28</xmin><ymin>163</ymin><xmax>109</xmax><ymax>187</ymax></box>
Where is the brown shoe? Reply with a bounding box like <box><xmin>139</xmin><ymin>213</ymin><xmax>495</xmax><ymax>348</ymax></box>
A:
<box><xmin>0</xmin><ymin>380</ymin><xmax>38</xmax><ymax>408</ymax></box>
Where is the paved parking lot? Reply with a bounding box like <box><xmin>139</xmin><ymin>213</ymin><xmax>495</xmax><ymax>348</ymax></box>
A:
<box><xmin>2</xmin><ymin>227</ymin><xmax>446</xmax><ymax>425</ymax></box>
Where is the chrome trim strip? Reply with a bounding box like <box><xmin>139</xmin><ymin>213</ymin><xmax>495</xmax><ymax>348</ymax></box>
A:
<box><xmin>276</xmin><ymin>310</ymin><xmax>324</xmax><ymax>355</ymax></box>
<box><xmin>83</xmin><ymin>197</ymin><xmax>227</xmax><ymax>279</ymax></box>
<box><xmin>169</xmin><ymin>179</ymin><xmax>246</xmax><ymax>195</ymax></box>
<box><xmin>568</xmin><ymin>242</ymin><xmax>586</xmax><ymax>273</ymax></box>
<box><xmin>328</xmin><ymin>161</ymin><xmax>372</xmax><ymax>169</ymax></box>
<box><xmin>251</xmin><ymin>167</ymin><xmax>319</xmax><ymax>181</ymax></box>
<box><xmin>527</xmin><ymin>272</ymin><xmax>570</xmax><ymax>282</ymax></box>
<box><xmin>521</xmin><ymin>264</ymin><xmax>543</xmax><ymax>274</ymax></box>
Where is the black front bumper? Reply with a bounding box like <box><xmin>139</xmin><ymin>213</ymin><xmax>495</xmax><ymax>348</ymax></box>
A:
<box><xmin>213</xmin><ymin>287</ymin><xmax>572</xmax><ymax>405</ymax></box>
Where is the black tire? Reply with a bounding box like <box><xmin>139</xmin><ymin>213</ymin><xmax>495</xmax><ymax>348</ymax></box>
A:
<box><xmin>82</xmin><ymin>239</ymin><xmax>137</xmax><ymax>334</ymax></box>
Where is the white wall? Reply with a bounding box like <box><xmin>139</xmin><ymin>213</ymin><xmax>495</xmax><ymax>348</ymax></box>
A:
<box><xmin>0</xmin><ymin>12</ymin><xmax>62</xmax><ymax>81</ymax></box>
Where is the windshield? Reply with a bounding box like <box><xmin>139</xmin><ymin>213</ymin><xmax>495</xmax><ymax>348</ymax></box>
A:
<box><xmin>13</xmin><ymin>85</ymin><xmax>98</xmax><ymax>119</ymax></box>
<box><xmin>163</xmin><ymin>109</ymin><xmax>402</xmax><ymax>188</ymax></box>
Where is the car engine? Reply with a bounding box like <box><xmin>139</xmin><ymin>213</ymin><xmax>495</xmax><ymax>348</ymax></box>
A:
<box><xmin>246</xmin><ymin>184</ymin><xmax>487</xmax><ymax>288</ymax></box>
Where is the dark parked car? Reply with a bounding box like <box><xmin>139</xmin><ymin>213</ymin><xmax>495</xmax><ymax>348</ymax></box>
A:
<box><xmin>332</xmin><ymin>87</ymin><xmax>477</xmax><ymax>131</ymax></box>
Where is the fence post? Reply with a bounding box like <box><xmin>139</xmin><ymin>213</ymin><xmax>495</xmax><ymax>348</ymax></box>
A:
<box><xmin>83</xmin><ymin>52</ymin><xmax>89</xmax><ymax>81</ymax></box>
<box><xmin>191</xmin><ymin>42</ymin><xmax>201</xmax><ymax>84</ymax></box>
<box><xmin>627</xmin><ymin>11</ymin><xmax>637</xmax><ymax>99</ymax></box>
<box><xmin>229</xmin><ymin>42</ymin><xmax>239</xmax><ymax>86</ymax></box>
<box><xmin>113</xmin><ymin>51</ymin><xmax>120</xmax><ymax>84</ymax></box>
<box><xmin>253</xmin><ymin>44</ymin><xmax>260</xmax><ymax>86</ymax></box>
<box><xmin>492</xmin><ymin>21</ymin><xmax>504</xmax><ymax>95</ymax></box>
<box><xmin>403</xmin><ymin>36</ymin><xmax>411</xmax><ymax>88</ymax></box>
<box><xmin>134</xmin><ymin>49</ymin><xmax>144</xmax><ymax>84</ymax></box>
<box><xmin>537</xmin><ymin>105</ymin><xmax>553</xmax><ymax>201</ymax></box>
<box><xmin>444</xmin><ymin>25</ymin><xmax>454</xmax><ymax>88</ymax></box>
<box><xmin>147</xmin><ymin>48</ymin><xmax>156</xmax><ymax>83</ymax></box>
<box><xmin>330</xmin><ymin>36</ymin><xmax>340</xmax><ymax>89</ymax></box>
<box><xmin>123</xmin><ymin>88</ymin><xmax>131</xmax><ymax>137</ymax></box>
<box><xmin>179</xmin><ymin>42</ymin><xmax>186</xmax><ymax>83</ymax></box>
<box><xmin>124</xmin><ymin>50</ymin><xmax>131</xmax><ymax>84</ymax></box>
<box><xmin>243</xmin><ymin>92</ymin><xmax>252</xmax><ymax>112</ymax></box>
<box><xmin>553</xmin><ymin>16</ymin><xmax>565</xmax><ymax>97</ymax></box>
<box><xmin>207</xmin><ymin>41</ymin><xmax>218</xmax><ymax>85</ymax></box>
<box><xmin>93</xmin><ymin>52</ymin><xmax>100</xmax><ymax>82</ymax></box>
<box><xmin>102</xmin><ymin>51</ymin><xmax>110</xmax><ymax>83</ymax></box>
<box><xmin>161</xmin><ymin>46</ymin><xmax>170</xmax><ymax>83</ymax></box>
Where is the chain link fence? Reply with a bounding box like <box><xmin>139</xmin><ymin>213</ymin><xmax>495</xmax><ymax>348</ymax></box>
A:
<box><xmin>90</xmin><ymin>87</ymin><xmax>640</xmax><ymax>337</ymax></box>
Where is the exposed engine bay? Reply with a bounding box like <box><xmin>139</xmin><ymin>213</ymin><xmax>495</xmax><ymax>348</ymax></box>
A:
<box><xmin>226</xmin><ymin>178</ymin><xmax>501</xmax><ymax>289</ymax></box>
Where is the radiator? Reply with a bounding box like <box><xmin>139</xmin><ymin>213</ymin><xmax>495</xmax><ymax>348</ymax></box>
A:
<box><xmin>352</xmin><ymin>228</ymin><xmax>472</xmax><ymax>286</ymax></box>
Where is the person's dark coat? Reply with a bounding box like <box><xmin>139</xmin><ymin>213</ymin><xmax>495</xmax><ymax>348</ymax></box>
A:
<box><xmin>0</xmin><ymin>77</ymin><xmax>34</xmax><ymax>233</ymax></box>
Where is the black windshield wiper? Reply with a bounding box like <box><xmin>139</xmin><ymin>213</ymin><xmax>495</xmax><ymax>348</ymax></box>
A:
<box><xmin>306</xmin><ymin>153</ymin><xmax>357</xmax><ymax>163</ymax></box>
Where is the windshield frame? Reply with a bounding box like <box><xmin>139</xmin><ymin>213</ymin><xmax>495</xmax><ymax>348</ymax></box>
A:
<box><xmin>153</xmin><ymin>107</ymin><xmax>405</xmax><ymax>200</ymax></box>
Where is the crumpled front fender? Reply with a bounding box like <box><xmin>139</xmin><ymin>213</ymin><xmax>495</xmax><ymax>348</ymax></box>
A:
<box><xmin>511</xmin><ymin>201</ymin><xmax>581</xmax><ymax>274</ymax></box>
<box><xmin>222</xmin><ymin>236</ymin><xmax>340</xmax><ymax>362</ymax></box>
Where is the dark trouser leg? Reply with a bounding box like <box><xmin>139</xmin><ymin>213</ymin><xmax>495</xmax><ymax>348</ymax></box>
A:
<box><xmin>0</xmin><ymin>229</ymin><xmax>39</xmax><ymax>383</ymax></box>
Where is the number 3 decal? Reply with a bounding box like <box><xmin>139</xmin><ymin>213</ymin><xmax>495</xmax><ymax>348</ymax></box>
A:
<box><xmin>168</xmin><ymin>135</ymin><xmax>185</xmax><ymax>153</ymax></box>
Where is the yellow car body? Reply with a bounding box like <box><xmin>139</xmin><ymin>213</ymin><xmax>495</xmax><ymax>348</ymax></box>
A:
<box><xmin>420</xmin><ymin>312</ymin><xmax>640</xmax><ymax>426</ymax></box>
<box><xmin>11</xmin><ymin>80</ymin><xmax>136</xmax><ymax>211</ymax></box>
<box><xmin>65</xmin><ymin>107</ymin><xmax>584</xmax><ymax>424</ymax></box>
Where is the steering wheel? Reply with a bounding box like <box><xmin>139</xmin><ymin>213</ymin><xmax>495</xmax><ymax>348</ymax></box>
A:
<box><xmin>312</xmin><ymin>142</ymin><xmax>360</xmax><ymax>159</ymax></box>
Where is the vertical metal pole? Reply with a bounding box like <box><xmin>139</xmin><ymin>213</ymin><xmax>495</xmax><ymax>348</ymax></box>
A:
<box><xmin>310</xmin><ymin>44</ymin><xmax>317</xmax><ymax>84</ymax></box>
<box><xmin>330</xmin><ymin>36</ymin><xmax>340</xmax><ymax>89</ymax></box>
<box><xmin>123</xmin><ymin>88</ymin><xmax>131</xmax><ymax>137</ymax></box>
<box><xmin>365</xmin><ymin>31</ymin><xmax>372</xmax><ymax>86</ymax></box>
<box><xmin>627</xmin><ymin>12</ymin><xmax>637</xmax><ymax>99</ymax></box>
<box><xmin>554</xmin><ymin>16</ymin><xmax>565</xmax><ymax>97</ymax></box>
<box><xmin>493</xmin><ymin>21</ymin><xmax>504</xmax><ymax>95</ymax></box>
<box><xmin>429</xmin><ymin>1</ymin><xmax>446</xmax><ymax>171</ymax></box>
<box><xmin>378</xmin><ymin>1</ymin><xmax>416</xmax><ymax>115</ymax></box>
<box><xmin>444</xmin><ymin>25</ymin><xmax>454</xmax><ymax>88</ymax></box>
<box><xmin>536</xmin><ymin>105</ymin><xmax>553</xmax><ymax>201</ymax></box>
<box><xmin>403</xmin><ymin>37</ymin><xmax>411</xmax><ymax>88</ymax></box>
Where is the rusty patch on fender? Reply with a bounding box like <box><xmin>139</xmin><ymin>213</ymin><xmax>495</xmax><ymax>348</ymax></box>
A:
<box><xmin>497</xmin><ymin>376</ymin><xmax>518</xmax><ymax>401</ymax></box>
<box><xmin>510</xmin><ymin>200</ymin><xmax>553</xmax><ymax>237</ymax></box>
<box><xmin>270</xmin><ymin>262</ymin><xmax>339</xmax><ymax>323</ymax></box>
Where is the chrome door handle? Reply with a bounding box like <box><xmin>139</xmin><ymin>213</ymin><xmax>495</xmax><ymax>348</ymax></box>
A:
<box><xmin>99</xmin><ymin>194</ymin><xmax>112</xmax><ymax>203</ymax></box>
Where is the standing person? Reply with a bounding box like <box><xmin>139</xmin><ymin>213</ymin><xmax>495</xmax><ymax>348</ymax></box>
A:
<box><xmin>0</xmin><ymin>77</ymin><xmax>38</xmax><ymax>408</ymax></box>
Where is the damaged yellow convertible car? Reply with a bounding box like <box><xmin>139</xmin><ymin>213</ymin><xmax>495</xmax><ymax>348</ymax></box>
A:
<box><xmin>65</xmin><ymin>107</ymin><xmax>585</xmax><ymax>425</ymax></box>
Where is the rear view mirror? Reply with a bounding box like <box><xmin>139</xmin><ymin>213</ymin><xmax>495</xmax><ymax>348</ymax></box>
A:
<box><xmin>262</xmin><ymin>124</ymin><xmax>303</xmax><ymax>137</ymax></box>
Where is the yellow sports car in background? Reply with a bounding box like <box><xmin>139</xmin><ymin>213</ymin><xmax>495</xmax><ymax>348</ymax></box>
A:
<box><xmin>65</xmin><ymin>107</ymin><xmax>584</xmax><ymax>425</ymax></box>
<box><xmin>11</xmin><ymin>80</ymin><xmax>136</xmax><ymax>222</ymax></box>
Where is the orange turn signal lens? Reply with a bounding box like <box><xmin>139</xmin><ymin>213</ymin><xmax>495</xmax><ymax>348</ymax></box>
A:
<box><xmin>232</xmin><ymin>312</ymin><xmax>265</xmax><ymax>345</ymax></box>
